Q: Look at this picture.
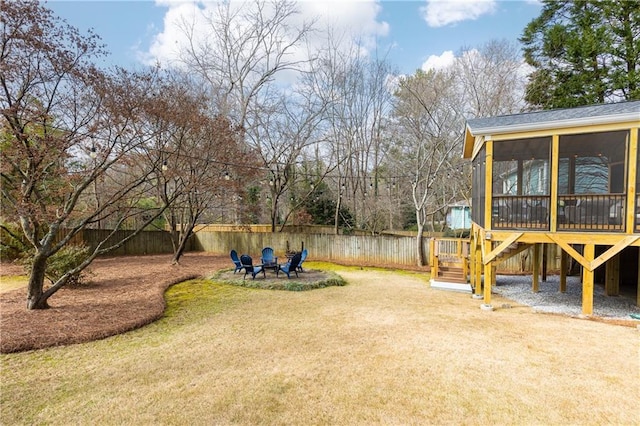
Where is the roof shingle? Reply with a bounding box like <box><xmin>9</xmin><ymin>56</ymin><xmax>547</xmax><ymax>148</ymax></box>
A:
<box><xmin>466</xmin><ymin>100</ymin><xmax>640</xmax><ymax>134</ymax></box>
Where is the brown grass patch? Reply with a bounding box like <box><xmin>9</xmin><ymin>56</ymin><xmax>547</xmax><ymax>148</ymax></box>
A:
<box><xmin>0</xmin><ymin>255</ymin><xmax>640</xmax><ymax>425</ymax></box>
<box><xmin>1</xmin><ymin>267</ymin><xmax>638</xmax><ymax>425</ymax></box>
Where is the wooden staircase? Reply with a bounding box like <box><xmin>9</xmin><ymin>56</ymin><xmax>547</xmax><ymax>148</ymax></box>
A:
<box><xmin>436</xmin><ymin>264</ymin><xmax>467</xmax><ymax>284</ymax></box>
<box><xmin>429</xmin><ymin>238</ymin><xmax>471</xmax><ymax>292</ymax></box>
<box><xmin>495</xmin><ymin>242</ymin><xmax>529</xmax><ymax>263</ymax></box>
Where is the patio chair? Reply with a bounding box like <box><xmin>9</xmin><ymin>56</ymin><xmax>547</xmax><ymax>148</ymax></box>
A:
<box><xmin>277</xmin><ymin>252</ymin><xmax>302</xmax><ymax>279</ymax></box>
<box><xmin>297</xmin><ymin>249</ymin><xmax>308</xmax><ymax>272</ymax></box>
<box><xmin>261</xmin><ymin>247</ymin><xmax>277</xmax><ymax>267</ymax></box>
<box><xmin>240</xmin><ymin>254</ymin><xmax>265</xmax><ymax>280</ymax></box>
<box><xmin>230</xmin><ymin>250</ymin><xmax>242</xmax><ymax>274</ymax></box>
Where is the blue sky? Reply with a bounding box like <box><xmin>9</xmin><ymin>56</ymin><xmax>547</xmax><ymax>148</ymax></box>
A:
<box><xmin>46</xmin><ymin>0</ymin><xmax>542</xmax><ymax>74</ymax></box>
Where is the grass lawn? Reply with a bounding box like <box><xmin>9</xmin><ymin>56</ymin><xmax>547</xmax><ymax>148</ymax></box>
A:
<box><xmin>1</xmin><ymin>263</ymin><xmax>638</xmax><ymax>424</ymax></box>
<box><xmin>0</xmin><ymin>275</ymin><xmax>27</xmax><ymax>293</ymax></box>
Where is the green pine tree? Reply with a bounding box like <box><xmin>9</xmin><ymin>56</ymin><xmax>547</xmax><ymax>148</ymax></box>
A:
<box><xmin>520</xmin><ymin>0</ymin><xmax>640</xmax><ymax>109</ymax></box>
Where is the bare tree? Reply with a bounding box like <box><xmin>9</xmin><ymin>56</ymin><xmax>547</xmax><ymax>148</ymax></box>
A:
<box><xmin>248</xmin><ymin>90</ymin><xmax>331</xmax><ymax>231</ymax></box>
<box><xmin>144</xmin><ymin>73</ymin><xmax>248</xmax><ymax>263</ymax></box>
<box><xmin>391</xmin><ymin>70</ymin><xmax>465</xmax><ymax>266</ymax></box>
<box><xmin>455</xmin><ymin>39</ymin><xmax>529</xmax><ymax>118</ymax></box>
<box><xmin>171</xmin><ymin>0</ymin><xmax>318</xmax><ymax>230</ymax></box>
<box><xmin>174</xmin><ymin>0</ymin><xmax>313</xmax><ymax>128</ymax></box>
<box><xmin>306</xmin><ymin>33</ymin><xmax>395</xmax><ymax>234</ymax></box>
<box><xmin>0</xmin><ymin>1</ymin><xmax>175</xmax><ymax>309</ymax></box>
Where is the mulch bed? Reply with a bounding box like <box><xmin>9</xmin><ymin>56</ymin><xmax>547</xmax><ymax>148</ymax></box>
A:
<box><xmin>0</xmin><ymin>253</ymin><xmax>227</xmax><ymax>354</ymax></box>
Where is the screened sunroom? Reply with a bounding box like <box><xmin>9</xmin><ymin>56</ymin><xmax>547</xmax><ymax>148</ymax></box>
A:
<box><xmin>464</xmin><ymin>100</ymin><xmax>640</xmax><ymax>315</ymax></box>
<box><xmin>467</xmin><ymin>103</ymin><xmax>639</xmax><ymax>235</ymax></box>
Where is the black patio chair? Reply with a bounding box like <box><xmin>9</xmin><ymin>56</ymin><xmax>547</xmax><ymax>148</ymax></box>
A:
<box><xmin>277</xmin><ymin>252</ymin><xmax>302</xmax><ymax>279</ymax></box>
<box><xmin>240</xmin><ymin>254</ymin><xmax>265</xmax><ymax>280</ymax></box>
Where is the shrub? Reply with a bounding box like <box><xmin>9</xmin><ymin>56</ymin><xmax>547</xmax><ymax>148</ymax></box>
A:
<box><xmin>0</xmin><ymin>221</ymin><xmax>29</xmax><ymax>261</ymax></box>
<box><xmin>23</xmin><ymin>245</ymin><xmax>91</xmax><ymax>287</ymax></box>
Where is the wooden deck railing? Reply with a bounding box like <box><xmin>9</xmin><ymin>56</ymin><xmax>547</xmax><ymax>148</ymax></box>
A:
<box><xmin>558</xmin><ymin>194</ymin><xmax>625</xmax><ymax>232</ymax></box>
<box><xmin>492</xmin><ymin>195</ymin><xmax>550</xmax><ymax>230</ymax></box>
<box><xmin>491</xmin><ymin>194</ymin><xmax>627</xmax><ymax>232</ymax></box>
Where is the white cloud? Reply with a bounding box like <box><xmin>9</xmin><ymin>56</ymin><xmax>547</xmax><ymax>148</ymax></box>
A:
<box><xmin>298</xmin><ymin>1</ymin><xmax>389</xmax><ymax>40</ymax></box>
<box><xmin>420</xmin><ymin>0</ymin><xmax>497</xmax><ymax>28</ymax></box>
<box><xmin>144</xmin><ymin>0</ymin><xmax>389</xmax><ymax>69</ymax></box>
<box><xmin>421</xmin><ymin>50</ymin><xmax>455</xmax><ymax>71</ymax></box>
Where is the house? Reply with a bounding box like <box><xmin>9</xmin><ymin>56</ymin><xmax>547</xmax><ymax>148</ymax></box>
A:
<box><xmin>446</xmin><ymin>201</ymin><xmax>471</xmax><ymax>231</ymax></box>
<box><xmin>463</xmin><ymin>100</ymin><xmax>640</xmax><ymax>314</ymax></box>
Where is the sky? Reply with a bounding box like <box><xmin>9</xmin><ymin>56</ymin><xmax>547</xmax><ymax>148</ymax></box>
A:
<box><xmin>46</xmin><ymin>0</ymin><xmax>542</xmax><ymax>75</ymax></box>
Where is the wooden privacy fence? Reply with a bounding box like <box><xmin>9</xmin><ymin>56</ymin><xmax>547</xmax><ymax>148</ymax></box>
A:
<box><xmin>72</xmin><ymin>228</ymin><xmax>562</xmax><ymax>273</ymax></box>
<box><xmin>194</xmin><ymin>231</ymin><xmax>427</xmax><ymax>267</ymax></box>
<box><xmin>75</xmin><ymin>229</ymin><xmax>181</xmax><ymax>256</ymax></box>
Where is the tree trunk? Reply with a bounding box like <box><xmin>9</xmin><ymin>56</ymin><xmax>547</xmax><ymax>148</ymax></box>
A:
<box><xmin>167</xmin><ymin>212</ymin><xmax>179</xmax><ymax>254</ymax></box>
<box><xmin>172</xmin><ymin>222</ymin><xmax>196</xmax><ymax>264</ymax></box>
<box><xmin>271</xmin><ymin>199</ymin><xmax>278</xmax><ymax>233</ymax></box>
<box><xmin>416</xmin><ymin>223</ymin><xmax>425</xmax><ymax>267</ymax></box>
<box><xmin>334</xmin><ymin>193</ymin><xmax>342</xmax><ymax>235</ymax></box>
<box><xmin>26</xmin><ymin>253</ymin><xmax>50</xmax><ymax>310</ymax></box>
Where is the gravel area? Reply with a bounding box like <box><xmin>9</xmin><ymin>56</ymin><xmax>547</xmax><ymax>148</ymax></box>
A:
<box><xmin>493</xmin><ymin>274</ymin><xmax>640</xmax><ymax>320</ymax></box>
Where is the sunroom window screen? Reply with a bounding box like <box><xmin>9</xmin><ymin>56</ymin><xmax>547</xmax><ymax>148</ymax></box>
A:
<box><xmin>636</xmin><ymin>132</ymin><xmax>640</xmax><ymax>190</ymax></box>
<box><xmin>492</xmin><ymin>137</ymin><xmax>550</xmax><ymax>196</ymax></box>
<box><xmin>636</xmin><ymin>132</ymin><xmax>639</xmax><ymax>232</ymax></box>
<box><xmin>558</xmin><ymin>131</ymin><xmax>627</xmax><ymax>195</ymax></box>
<box><xmin>471</xmin><ymin>146</ymin><xmax>486</xmax><ymax>226</ymax></box>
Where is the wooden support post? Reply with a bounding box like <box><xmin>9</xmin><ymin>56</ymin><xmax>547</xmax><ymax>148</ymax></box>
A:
<box><xmin>429</xmin><ymin>238</ymin><xmax>438</xmax><ymax>280</ymax></box>
<box><xmin>469</xmin><ymin>239</ymin><xmax>475</xmax><ymax>289</ymax></box>
<box><xmin>475</xmin><ymin>243</ymin><xmax>483</xmax><ymax>296</ymax></box>
<box><xmin>637</xmin><ymin>249</ymin><xmax>640</xmax><ymax>307</ymax></box>
<box><xmin>582</xmin><ymin>244</ymin><xmax>595</xmax><ymax>316</ymax></box>
<box><xmin>484</xmin><ymin>141</ymin><xmax>493</xmax><ymax>230</ymax></box>
<box><xmin>625</xmin><ymin>128</ymin><xmax>637</xmax><ymax>233</ymax></box>
<box><xmin>560</xmin><ymin>249</ymin><xmax>567</xmax><ymax>293</ymax></box>
<box><xmin>483</xmin><ymin>239</ymin><xmax>493</xmax><ymax>306</ymax></box>
<box><xmin>491</xmin><ymin>264</ymin><xmax>497</xmax><ymax>285</ymax></box>
<box><xmin>605</xmin><ymin>254</ymin><xmax>620</xmax><ymax>296</ymax></box>
<box><xmin>542</xmin><ymin>243</ymin><xmax>548</xmax><ymax>282</ymax></box>
<box><xmin>462</xmin><ymin>240</ymin><xmax>469</xmax><ymax>282</ymax></box>
<box><xmin>532</xmin><ymin>243</ymin><xmax>540</xmax><ymax>293</ymax></box>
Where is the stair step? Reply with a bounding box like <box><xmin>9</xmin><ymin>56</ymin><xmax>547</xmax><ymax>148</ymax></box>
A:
<box><xmin>438</xmin><ymin>272</ymin><xmax>463</xmax><ymax>278</ymax></box>
<box><xmin>439</xmin><ymin>273</ymin><xmax>465</xmax><ymax>279</ymax></box>
<box><xmin>439</xmin><ymin>266</ymin><xmax>464</xmax><ymax>272</ymax></box>
<box><xmin>435</xmin><ymin>276</ymin><xmax>467</xmax><ymax>284</ymax></box>
<box><xmin>436</xmin><ymin>266</ymin><xmax>467</xmax><ymax>284</ymax></box>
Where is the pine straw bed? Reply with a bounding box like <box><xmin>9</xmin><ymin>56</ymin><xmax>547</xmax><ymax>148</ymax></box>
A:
<box><xmin>0</xmin><ymin>253</ymin><xmax>227</xmax><ymax>353</ymax></box>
